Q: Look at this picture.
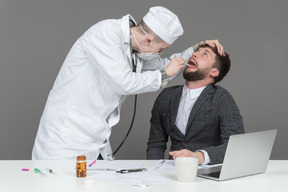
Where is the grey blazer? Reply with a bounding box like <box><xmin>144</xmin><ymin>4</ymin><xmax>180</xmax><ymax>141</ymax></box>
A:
<box><xmin>146</xmin><ymin>84</ymin><xmax>244</xmax><ymax>164</ymax></box>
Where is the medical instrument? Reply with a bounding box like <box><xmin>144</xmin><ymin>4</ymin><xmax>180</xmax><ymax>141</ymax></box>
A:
<box><xmin>34</xmin><ymin>168</ymin><xmax>47</xmax><ymax>177</ymax></box>
<box><xmin>107</xmin><ymin>154</ymin><xmax>115</xmax><ymax>161</ymax></box>
<box><xmin>91</xmin><ymin>168</ymin><xmax>117</xmax><ymax>171</ymax></box>
<box><xmin>112</xmin><ymin>94</ymin><xmax>137</xmax><ymax>157</ymax></box>
<box><xmin>112</xmin><ymin>19</ymin><xmax>137</xmax><ymax>157</ymax></box>
<box><xmin>22</xmin><ymin>168</ymin><xmax>29</xmax><ymax>171</ymax></box>
<box><xmin>76</xmin><ymin>155</ymin><xmax>87</xmax><ymax>177</ymax></box>
<box><xmin>45</xmin><ymin>167</ymin><xmax>57</xmax><ymax>175</ymax></box>
<box><xmin>89</xmin><ymin>160</ymin><xmax>96</xmax><ymax>167</ymax></box>
<box><xmin>116</xmin><ymin>168</ymin><xmax>147</xmax><ymax>174</ymax></box>
<box><xmin>184</xmin><ymin>63</ymin><xmax>190</xmax><ymax>66</ymax></box>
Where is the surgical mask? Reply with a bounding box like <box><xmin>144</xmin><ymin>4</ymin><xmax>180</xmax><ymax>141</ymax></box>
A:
<box><xmin>137</xmin><ymin>50</ymin><xmax>161</xmax><ymax>61</ymax></box>
<box><xmin>131</xmin><ymin>25</ymin><xmax>161</xmax><ymax>61</ymax></box>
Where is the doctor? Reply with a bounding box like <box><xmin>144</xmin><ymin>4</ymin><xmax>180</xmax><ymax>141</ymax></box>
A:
<box><xmin>32</xmin><ymin>6</ymin><xmax>224</xmax><ymax>160</ymax></box>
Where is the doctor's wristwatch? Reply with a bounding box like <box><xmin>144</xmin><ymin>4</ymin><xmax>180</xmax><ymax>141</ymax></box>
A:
<box><xmin>161</xmin><ymin>71</ymin><xmax>168</xmax><ymax>89</ymax></box>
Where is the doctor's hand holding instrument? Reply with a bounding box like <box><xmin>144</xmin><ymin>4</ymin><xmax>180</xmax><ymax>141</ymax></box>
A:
<box><xmin>164</xmin><ymin>57</ymin><xmax>186</xmax><ymax>77</ymax></box>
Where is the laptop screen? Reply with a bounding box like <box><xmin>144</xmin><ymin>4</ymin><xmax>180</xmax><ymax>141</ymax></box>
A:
<box><xmin>197</xmin><ymin>130</ymin><xmax>277</xmax><ymax>181</ymax></box>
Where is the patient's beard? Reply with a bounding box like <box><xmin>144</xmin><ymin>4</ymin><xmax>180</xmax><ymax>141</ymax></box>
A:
<box><xmin>183</xmin><ymin>68</ymin><xmax>208</xmax><ymax>82</ymax></box>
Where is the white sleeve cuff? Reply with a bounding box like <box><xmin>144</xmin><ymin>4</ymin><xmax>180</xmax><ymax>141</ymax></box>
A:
<box><xmin>199</xmin><ymin>150</ymin><xmax>211</xmax><ymax>165</ymax></box>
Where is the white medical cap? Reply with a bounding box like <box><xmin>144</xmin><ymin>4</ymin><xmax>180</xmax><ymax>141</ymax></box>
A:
<box><xmin>143</xmin><ymin>6</ymin><xmax>184</xmax><ymax>45</ymax></box>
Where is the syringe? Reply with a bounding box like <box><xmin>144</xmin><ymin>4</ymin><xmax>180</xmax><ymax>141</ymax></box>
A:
<box><xmin>34</xmin><ymin>168</ymin><xmax>47</xmax><ymax>177</ymax></box>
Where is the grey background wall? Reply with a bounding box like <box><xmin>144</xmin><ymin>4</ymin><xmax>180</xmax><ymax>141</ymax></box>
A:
<box><xmin>0</xmin><ymin>0</ymin><xmax>287</xmax><ymax>160</ymax></box>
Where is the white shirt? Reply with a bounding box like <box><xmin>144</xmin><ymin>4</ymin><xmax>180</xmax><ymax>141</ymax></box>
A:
<box><xmin>175</xmin><ymin>85</ymin><xmax>211</xmax><ymax>165</ymax></box>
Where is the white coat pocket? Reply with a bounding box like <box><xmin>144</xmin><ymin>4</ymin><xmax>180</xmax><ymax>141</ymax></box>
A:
<box><xmin>61</xmin><ymin>108</ymin><xmax>103</xmax><ymax>148</ymax></box>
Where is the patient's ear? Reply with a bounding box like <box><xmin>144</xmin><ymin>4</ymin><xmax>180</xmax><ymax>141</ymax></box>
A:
<box><xmin>210</xmin><ymin>68</ymin><xmax>219</xmax><ymax>77</ymax></box>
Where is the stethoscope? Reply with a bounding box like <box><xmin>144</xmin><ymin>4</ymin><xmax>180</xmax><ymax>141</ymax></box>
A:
<box><xmin>111</xmin><ymin>19</ymin><xmax>138</xmax><ymax>157</ymax></box>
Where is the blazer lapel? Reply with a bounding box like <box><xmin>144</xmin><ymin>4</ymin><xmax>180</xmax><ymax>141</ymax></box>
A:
<box><xmin>185</xmin><ymin>85</ymin><xmax>215</xmax><ymax>134</ymax></box>
<box><xmin>170</xmin><ymin>86</ymin><xmax>185</xmax><ymax>137</ymax></box>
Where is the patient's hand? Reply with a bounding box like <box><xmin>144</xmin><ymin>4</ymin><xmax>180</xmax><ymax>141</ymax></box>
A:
<box><xmin>169</xmin><ymin>149</ymin><xmax>204</xmax><ymax>165</ymax></box>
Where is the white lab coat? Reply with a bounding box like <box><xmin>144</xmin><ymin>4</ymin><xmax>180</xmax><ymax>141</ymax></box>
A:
<box><xmin>32</xmin><ymin>14</ymin><xmax>193</xmax><ymax>160</ymax></box>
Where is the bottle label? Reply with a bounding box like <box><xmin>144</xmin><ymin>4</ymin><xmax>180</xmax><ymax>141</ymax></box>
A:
<box><xmin>76</xmin><ymin>162</ymin><xmax>87</xmax><ymax>177</ymax></box>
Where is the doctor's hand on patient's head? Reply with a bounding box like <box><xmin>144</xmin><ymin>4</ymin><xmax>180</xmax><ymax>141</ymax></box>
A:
<box><xmin>196</xmin><ymin>39</ymin><xmax>225</xmax><ymax>56</ymax></box>
<box><xmin>164</xmin><ymin>57</ymin><xmax>185</xmax><ymax>78</ymax></box>
<box><xmin>169</xmin><ymin>149</ymin><xmax>205</xmax><ymax>165</ymax></box>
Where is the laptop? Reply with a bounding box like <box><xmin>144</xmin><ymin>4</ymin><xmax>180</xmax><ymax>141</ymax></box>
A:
<box><xmin>197</xmin><ymin>129</ymin><xmax>277</xmax><ymax>181</ymax></box>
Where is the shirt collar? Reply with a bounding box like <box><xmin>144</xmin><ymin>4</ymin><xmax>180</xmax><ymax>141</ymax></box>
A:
<box><xmin>182</xmin><ymin>85</ymin><xmax>207</xmax><ymax>100</ymax></box>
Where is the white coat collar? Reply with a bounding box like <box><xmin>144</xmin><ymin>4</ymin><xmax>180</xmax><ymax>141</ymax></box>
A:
<box><xmin>121</xmin><ymin>14</ymin><xmax>137</xmax><ymax>44</ymax></box>
<box><xmin>121</xmin><ymin>14</ymin><xmax>137</xmax><ymax>71</ymax></box>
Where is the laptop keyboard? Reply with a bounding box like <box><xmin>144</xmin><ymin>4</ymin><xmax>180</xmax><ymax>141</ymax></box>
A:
<box><xmin>202</xmin><ymin>171</ymin><xmax>221</xmax><ymax>178</ymax></box>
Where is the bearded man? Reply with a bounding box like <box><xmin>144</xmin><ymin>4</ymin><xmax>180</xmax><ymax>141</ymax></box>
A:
<box><xmin>146</xmin><ymin>44</ymin><xmax>244</xmax><ymax>165</ymax></box>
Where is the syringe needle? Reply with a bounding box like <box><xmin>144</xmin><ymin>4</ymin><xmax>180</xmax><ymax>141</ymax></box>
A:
<box><xmin>44</xmin><ymin>167</ymin><xmax>57</xmax><ymax>175</ymax></box>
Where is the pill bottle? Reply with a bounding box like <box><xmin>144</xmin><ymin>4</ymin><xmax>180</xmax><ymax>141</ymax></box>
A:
<box><xmin>76</xmin><ymin>155</ymin><xmax>87</xmax><ymax>177</ymax></box>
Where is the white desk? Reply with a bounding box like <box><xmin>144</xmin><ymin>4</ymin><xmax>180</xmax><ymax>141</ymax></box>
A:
<box><xmin>0</xmin><ymin>160</ymin><xmax>287</xmax><ymax>192</ymax></box>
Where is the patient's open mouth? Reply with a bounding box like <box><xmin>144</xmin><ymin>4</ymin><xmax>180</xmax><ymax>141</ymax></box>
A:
<box><xmin>188</xmin><ymin>60</ymin><xmax>197</xmax><ymax>68</ymax></box>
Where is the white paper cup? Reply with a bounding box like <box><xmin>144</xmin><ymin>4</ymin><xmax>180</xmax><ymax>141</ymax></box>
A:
<box><xmin>175</xmin><ymin>157</ymin><xmax>198</xmax><ymax>182</ymax></box>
